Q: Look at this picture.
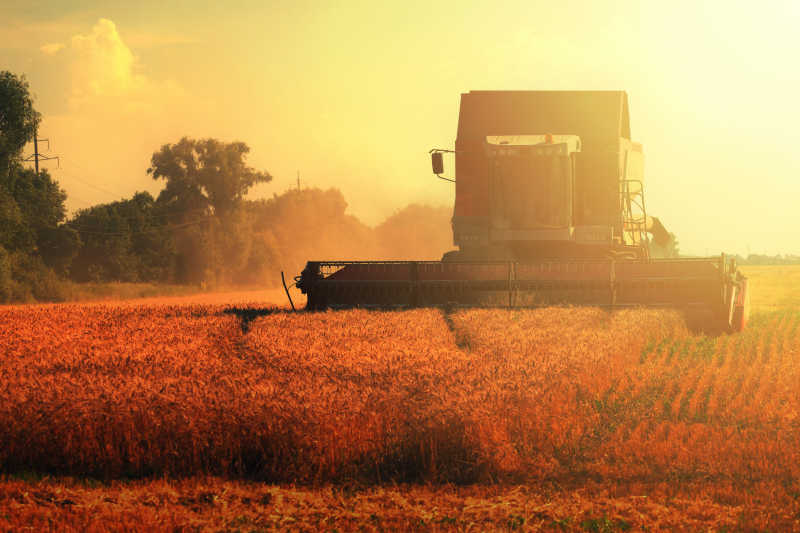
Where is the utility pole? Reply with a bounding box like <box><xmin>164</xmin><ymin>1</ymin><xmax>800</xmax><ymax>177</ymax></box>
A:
<box><xmin>297</xmin><ymin>170</ymin><xmax>300</xmax><ymax>191</ymax></box>
<box><xmin>33</xmin><ymin>132</ymin><xmax>39</xmax><ymax>174</ymax></box>
<box><xmin>24</xmin><ymin>121</ymin><xmax>59</xmax><ymax>174</ymax></box>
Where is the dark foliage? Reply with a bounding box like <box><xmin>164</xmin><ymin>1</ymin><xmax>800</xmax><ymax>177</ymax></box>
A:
<box><xmin>0</xmin><ymin>72</ymin><xmax>451</xmax><ymax>301</ymax></box>
<box><xmin>0</xmin><ymin>71</ymin><xmax>73</xmax><ymax>301</ymax></box>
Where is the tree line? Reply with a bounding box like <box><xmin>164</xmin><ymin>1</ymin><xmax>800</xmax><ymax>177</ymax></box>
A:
<box><xmin>0</xmin><ymin>71</ymin><xmax>451</xmax><ymax>302</ymax></box>
<box><xmin>734</xmin><ymin>254</ymin><xmax>800</xmax><ymax>265</ymax></box>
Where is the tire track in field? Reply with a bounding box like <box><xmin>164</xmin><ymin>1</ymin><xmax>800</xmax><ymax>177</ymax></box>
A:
<box><xmin>440</xmin><ymin>307</ymin><xmax>473</xmax><ymax>352</ymax></box>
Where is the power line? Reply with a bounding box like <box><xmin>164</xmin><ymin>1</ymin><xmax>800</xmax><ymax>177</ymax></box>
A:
<box><xmin>60</xmin><ymin>157</ymin><xmax>139</xmax><ymax>199</ymax></box>
<box><xmin>66</xmin><ymin>215</ymin><xmax>214</xmax><ymax>236</ymax></box>
<box><xmin>57</xmin><ymin>166</ymin><xmax>128</xmax><ymax>200</ymax></box>
<box><xmin>49</xmin><ymin>156</ymin><xmax>151</xmax><ymax>203</ymax></box>
<box><xmin>21</xmin><ymin>141</ymin><xmax>215</xmax><ymax>228</ymax></box>
<box><xmin>35</xmin><ymin>155</ymin><xmax>222</xmax><ymax>229</ymax></box>
<box><xmin>56</xmin><ymin>167</ymin><xmax>213</xmax><ymax>222</ymax></box>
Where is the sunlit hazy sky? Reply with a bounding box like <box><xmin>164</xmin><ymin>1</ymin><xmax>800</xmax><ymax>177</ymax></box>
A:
<box><xmin>3</xmin><ymin>0</ymin><xmax>800</xmax><ymax>255</ymax></box>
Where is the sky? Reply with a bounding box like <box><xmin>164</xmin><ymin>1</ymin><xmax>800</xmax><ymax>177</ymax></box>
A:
<box><xmin>2</xmin><ymin>0</ymin><xmax>800</xmax><ymax>256</ymax></box>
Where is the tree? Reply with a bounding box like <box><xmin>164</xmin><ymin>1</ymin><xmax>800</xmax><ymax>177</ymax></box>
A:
<box><xmin>246</xmin><ymin>188</ymin><xmax>377</xmax><ymax>281</ymax></box>
<box><xmin>4</xmin><ymin>166</ymin><xmax>77</xmax><ymax>274</ymax></box>
<box><xmin>147</xmin><ymin>137</ymin><xmax>271</xmax><ymax>220</ymax></box>
<box><xmin>0</xmin><ymin>71</ymin><xmax>46</xmax><ymax>255</ymax></box>
<box><xmin>0</xmin><ymin>71</ymin><xmax>75</xmax><ymax>301</ymax></box>
<box><xmin>0</xmin><ymin>72</ymin><xmax>71</xmax><ymax>257</ymax></box>
<box><xmin>0</xmin><ymin>71</ymin><xmax>40</xmax><ymax>174</ymax></box>
<box><xmin>374</xmin><ymin>204</ymin><xmax>452</xmax><ymax>260</ymax></box>
<box><xmin>5</xmin><ymin>167</ymin><xmax>67</xmax><ymax>246</ymax></box>
<box><xmin>68</xmin><ymin>191</ymin><xmax>175</xmax><ymax>283</ymax></box>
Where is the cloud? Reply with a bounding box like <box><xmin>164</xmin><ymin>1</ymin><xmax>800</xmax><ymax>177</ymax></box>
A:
<box><xmin>48</xmin><ymin>18</ymin><xmax>189</xmax><ymax>112</ymax></box>
<box><xmin>69</xmin><ymin>19</ymin><xmax>136</xmax><ymax>94</ymax></box>
<box><xmin>32</xmin><ymin>18</ymin><xmax>206</xmax><ymax>212</ymax></box>
<box><xmin>39</xmin><ymin>42</ymin><xmax>65</xmax><ymax>55</ymax></box>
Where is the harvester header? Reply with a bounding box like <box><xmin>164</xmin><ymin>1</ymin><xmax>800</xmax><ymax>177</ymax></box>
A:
<box><xmin>296</xmin><ymin>90</ymin><xmax>749</xmax><ymax>332</ymax></box>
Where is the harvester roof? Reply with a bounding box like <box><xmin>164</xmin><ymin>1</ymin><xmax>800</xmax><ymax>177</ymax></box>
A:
<box><xmin>457</xmin><ymin>91</ymin><xmax>631</xmax><ymax>150</ymax></box>
<box><xmin>485</xmin><ymin>134</ymin><xmax>582</xmax><ymax>155</ymax></box>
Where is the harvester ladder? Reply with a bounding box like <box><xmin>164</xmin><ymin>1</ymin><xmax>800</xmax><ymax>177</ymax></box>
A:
<box><xmin>620</xmin><ymin>178</ymin><xmax>649</xmax><ymax>250</ymax></box>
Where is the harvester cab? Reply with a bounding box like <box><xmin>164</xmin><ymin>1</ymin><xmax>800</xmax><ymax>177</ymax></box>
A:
<box><xmin>484</xmin><ymin>134</ymin><xmax>582</xmax><ymax>251</ymax></box>
<box><xmin>434</xmin><ymin>133</ymin><xmax>652</xmax><ymax>262</ymax></box>
<box><xmin>297</xmin><ymin>90</ymin><xmax>749</xmax><ymax>332</ymax></box>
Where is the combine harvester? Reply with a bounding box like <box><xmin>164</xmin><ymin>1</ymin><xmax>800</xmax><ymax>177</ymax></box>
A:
<box><xmin>295</xmin><ymin>91</ymin><xmax>749</xmax><ymax>332</ymax></box>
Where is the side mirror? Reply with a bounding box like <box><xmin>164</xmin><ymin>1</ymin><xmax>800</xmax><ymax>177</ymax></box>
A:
<box><xmin>431</xmin><ymin>152</ymin><xmax>444</xmax><ymax>175</ymax></box>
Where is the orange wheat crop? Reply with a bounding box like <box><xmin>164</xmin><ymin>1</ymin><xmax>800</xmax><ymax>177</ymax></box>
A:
<box><xmin>2</xmin><ymin>301</ymin><xmax>800</xmax><ymax>493</ymax></box>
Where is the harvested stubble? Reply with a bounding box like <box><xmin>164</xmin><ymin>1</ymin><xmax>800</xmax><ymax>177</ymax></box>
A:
<box><xmin>2</xmin><ymin>476</ymin><xmax>798</xmax><ymax>532</ymax></box>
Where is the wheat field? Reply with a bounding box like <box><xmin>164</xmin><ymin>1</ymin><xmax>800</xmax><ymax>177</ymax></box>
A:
<box><xmin>1</xmin><ymin>265</ymin><xmax>799</xmax><ymax>531</ymax></box>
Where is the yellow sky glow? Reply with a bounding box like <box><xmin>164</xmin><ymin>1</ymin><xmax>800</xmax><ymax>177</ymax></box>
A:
<box><xmin>2</xmin><ymin>0</ymin><xmax>800</xmax><ymax>256</ymax></box>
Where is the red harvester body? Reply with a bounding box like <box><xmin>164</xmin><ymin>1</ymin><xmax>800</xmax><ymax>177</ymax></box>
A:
<box><xmin>297</xmin><ymin>91</ymin><xmax>749</xmax><ymax>332</ymax></box>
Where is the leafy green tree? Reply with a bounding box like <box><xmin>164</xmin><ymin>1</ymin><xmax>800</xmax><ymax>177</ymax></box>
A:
<box><xmin>246</xmin><ymin>188</ymin><xmax>377</xmax><ymax>282</ymax></box>
<box><xmin>147</xmin><ymin>137</ymin><xmax>271</xmax><ymax>220</ymax></box>
<box><xmin>3</xmin><ymin>166</ymin><xmax>70</xmax><ymax>246</ymax></box>
<box><xmin>0</xmin><ymin>71</ymin><xmax>75</xmax><ymax>300</ymax></box>
<box><xmin>0</xmin><ymin>188</ymin><xmax>23</xmax><ymax>252</ymax></box>
<box><xmin>0</xmin><ymin>245</ymin><xmax>12</xmax><ymax>301</ymax></box>
<box><xmin>0</xmin><ymin>71</ymin><xmax>44</xmax><ymax>255</ymax></box>
<box><xmin>68</xmin><ymin>192</ymin><xmax>176</xmax><ymax>282</ymax></box>
<box><xmin>374</xmin><ymin>204</ymin><xmax>452</xmax><ymax>260</ymax></box>
<box><xmin>7</xmin><ymin>167</ymin><xmax>77</xmax><ymax>275</ymax></box>
<box><xmin>0</xmin><ymin>71</ymin><xmax>40</xmax><ymax>174</ymax></box>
